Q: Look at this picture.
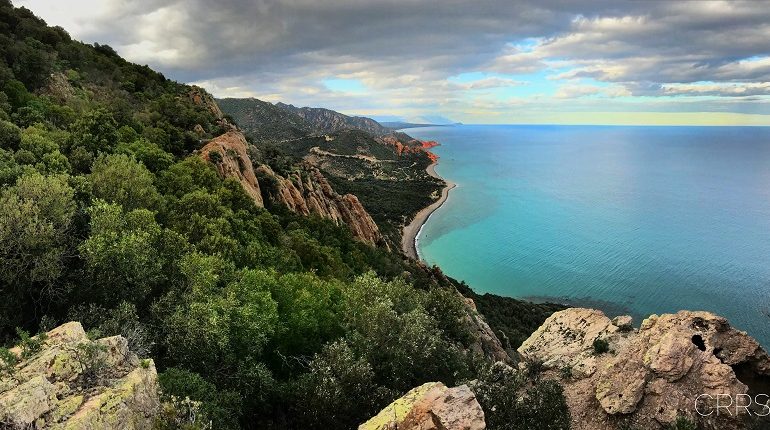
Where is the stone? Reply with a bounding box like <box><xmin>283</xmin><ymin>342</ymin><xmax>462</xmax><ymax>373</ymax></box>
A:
<box><xmin>518</xmin><ymin>308</ymin><xmax>624</xmax><ymax>377</ymax></box>
<box><xmin>0</xmin><ymin>375</ymin><xmax>57</xmax><ymax>425</ymax></box>
<box><xmin>359</xmin><ymin>382</ymin><xmax>486</xmax><ymax>430</ymax></box>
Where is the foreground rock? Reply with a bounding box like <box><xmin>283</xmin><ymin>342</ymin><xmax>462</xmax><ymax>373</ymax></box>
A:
<box><xmin>359</xmin><ymin>382</ymin><xmax>485</xmax><ymax>430</ymax></box>
<box><xmin>0</xmin><ymin>322</ymin><xmax>159</xmax><ymax>429</ymax></box>
<box><xmin>519</xmin><ymin>308</ymin><xmax>770</xmax><ymax>430</ymax></box>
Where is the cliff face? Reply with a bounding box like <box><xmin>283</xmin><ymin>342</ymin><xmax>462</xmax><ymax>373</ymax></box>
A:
<box><xmin>0</xmin><ymin>322</ymin><xmax>159</xmax><ymax>429</ymax></box>
<box><xmin>256</xmin><ymin>163</ymin><xmax>384</xmax><ymax>247</ymax></box>
<box><xmin>518</xmin><ymin>308</ymin><xmax>770</xmax><ymax>430</ymax></box>
<box><xmin>198</xmin><ymin>131</ymin><xmax>384</xmax><ymax>246</ymax></box>
<box><xmin>188</xmin><ymin>86</ymin><xmax>224</xmax><ymax>120</ymax></box>
<box><xmin>200</xmin><ymin>130</ymin><xmax>264</xmax><ymax>207</ymax></box>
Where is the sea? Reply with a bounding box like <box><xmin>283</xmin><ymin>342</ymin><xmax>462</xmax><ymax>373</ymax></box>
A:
<box><xmin>405</xmin><ymin>125</ymin><xmax>770</xmax><ymax>347</ymax></box>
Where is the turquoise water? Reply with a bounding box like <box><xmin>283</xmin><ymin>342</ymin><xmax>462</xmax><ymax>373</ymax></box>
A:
<box><xmin>405</xmin><ymin>125</ymin><xmax>770</xmax><ymax>347</ymax></box>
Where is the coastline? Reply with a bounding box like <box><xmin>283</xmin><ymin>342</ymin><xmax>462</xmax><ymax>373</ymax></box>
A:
<box><xmin>401</xmin><ymin>160</ymin><xmax>456</xmax><ymax>260</ymax></box>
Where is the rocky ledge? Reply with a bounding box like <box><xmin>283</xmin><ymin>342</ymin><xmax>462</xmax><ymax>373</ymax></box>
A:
<box><xmin>0</xmin><ymin>322</ymin><xmax>158</xmax><ymax>429</ymax></box>
<box><xmin>518</xmin><ymin>308</ymin><xmax>770</xmax><ymax>430</ymax></box>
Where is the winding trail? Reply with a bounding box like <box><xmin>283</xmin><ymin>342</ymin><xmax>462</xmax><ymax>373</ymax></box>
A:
<box><xmin>401</xmin><ymin>161</ymin><xmax>456</xmax><ymax>260</ymax></box>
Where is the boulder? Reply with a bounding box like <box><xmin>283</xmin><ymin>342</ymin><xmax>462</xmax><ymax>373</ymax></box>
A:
<box><xmin>359</xmin><ymin>382</ymin><xmax>485</xmax><ymax>430</ymax></box>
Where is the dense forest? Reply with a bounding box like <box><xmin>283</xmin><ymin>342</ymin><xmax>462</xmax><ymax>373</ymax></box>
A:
<box><xmin>0</xmin><ymin>2</ymin><xmax>569</xmax><ymax>428</ymax></box>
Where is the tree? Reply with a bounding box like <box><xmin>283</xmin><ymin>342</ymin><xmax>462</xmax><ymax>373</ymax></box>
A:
<box><xmin>79</xmin><ymin>200</ymin><xmax>164</xmax><ymax>306</ymax></box>
<box><xmin>68</xmin><ymin>108</ymin><xmax>118</xmax><ymax>158</ymax></box>
<box><xmin>0</xmin><ymin>172</ymin><xmax>75</xmax><ymax>333</ymax></box>
<box><xmin>294</xmin><ymin>341</ymin><xmax>390</xmax><ymax>429</ymax></box>
<box><xmin>89</xmin><ymin>153</ymin><xmax>161</xmax><ymax>210</ymax></box>
<box><xmin>0</xmin><ymin>119</ymin><xmax>20</xmax><ymax>150</ymax></box>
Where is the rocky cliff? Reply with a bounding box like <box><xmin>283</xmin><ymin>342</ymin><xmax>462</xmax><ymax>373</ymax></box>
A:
<box><xmin>198</xmin><ymin>130</ymin><xmax>385</xmax><ymax>246</ymax></box>
<box><xmin>0</xmin><ymin>322</ymin><xmax>159</xmax><ymax>429</ymax></box>
<box><xmin>200</xmin><ymin>130</ymin><xmax>264</xmax><ymax>207</ymax></box>
<box><xmin>518</xmin><ymin>308</ymin><xmax>770</xmax><ymax>430</ymax></box>
<box><xmin>255</xmin><ymin>163</ymin><xmax>385</xmax><ymax>246</ymax></box>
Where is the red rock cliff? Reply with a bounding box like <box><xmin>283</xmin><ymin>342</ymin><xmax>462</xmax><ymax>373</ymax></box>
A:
<box><xmin>256</xmin><ymin>164</ymin><xmax>385</xmax><ymax>247</ymax></box>
<box><xmin>200</xmin><ymin>131</ymin><xmax>264</xmax><ymax>207</ymax></box>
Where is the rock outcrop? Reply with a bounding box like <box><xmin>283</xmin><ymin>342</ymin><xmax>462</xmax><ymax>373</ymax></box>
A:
<box><xmin>462</xmin><ymin>297</ymin><xmax>511</xmax><ymax>363</ymax></box>
<box><xmin>200</xmin><ymin>130</ymin><xmax>264</xmax><ymax>207</ymax></box>
<box><xmin>189</xmin><ymin>86</ymin><xmax>224</xmax><ymax>120</ymax></box>
<box><xmin>0</xmin><ymin>322</ymin><xmax>159</xmax><ymax>429</ymax></box>
<box><xmin>256</xmin><ymin>163</ymin><xmax>384</xmax><ymax>246</ymax></box>
<box><xmin>519</xmin><ymin>308</ymin><xmax>770</xmax><ymax>430</ymax></box>
<box><xmin>359</xmin><ymin>382</ymin><xmax>485</xmax><ymax>430</ymax></box>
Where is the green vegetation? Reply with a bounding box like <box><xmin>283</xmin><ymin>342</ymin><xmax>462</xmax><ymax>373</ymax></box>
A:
<box><xmin>667</xmin><ymin>416</ymin><xmax>697</xmax><ymax>430</ymax></box>
<box><xmin>472</xmin><ymin>363</ymin><xmax>571</xmax><ymax>430</ymax></box>
<box><xmin>593</xmin><ymin>338</ymin><xmax>610</xmax><ymax>355</ymax></box>
<box><xmin>0</xmin><ymin>2</ymin><xmax>567</xmax><ymax>428</ymax></box>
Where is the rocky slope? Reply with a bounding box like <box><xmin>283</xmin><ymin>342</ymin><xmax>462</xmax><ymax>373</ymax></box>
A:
<box><xmin>518</xmin><ymin>308</ymin><xmax>770</xmax><ymax>430</ymax></box>
<box><xmin>359</xmin><ymin>382</ymin><xmax>485</xmax><ymax>430</ymax></box>
<box><xmin>0</xmin><ymin>322</ymin><xmax>159</xmax><ymax>429</ymax></box>
<box><xmin>256</xmin><ymin>163</ymin><xmax>385</xmax><ymax>246</ymax></box>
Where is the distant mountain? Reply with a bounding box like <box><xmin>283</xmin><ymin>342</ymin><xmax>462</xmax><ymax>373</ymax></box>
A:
<box><xmin>217</xmin><ymin>97</ymin><xmax>316</xmax><ymax>141</ymax></box>
<box><xmin>371</xmin><ymin>114</ymin><xmax>457</xmax><ymax>126</ymax></box>
<box><xmin>275</xmin><ymin>102</ymin><xmax>393</xmax><ymax>136</ymax></box>
<box><xmin>381</xmin><ymin>121</ymin><xmax>445</xmax><ymax>130</ymax></box>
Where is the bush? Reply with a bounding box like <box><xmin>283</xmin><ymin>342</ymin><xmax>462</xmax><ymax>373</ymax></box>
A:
<box><xmin>667</xmin><ymin>416</ymin><xmax>697</xmax><ymax>430</ymax></box>
<box><xmin>593</xmin><ymin>338</ymin><xmax>610</xmax><ymax>354</ymax></box>
<box><xmin>73</xmin><ymin>341</ymin><xmax>108</xmax><ymax>388</ymax></box>
<box><xmin>15</xmin><ymin>328</ymin><xmax>47</xmax><ymax>359</ymax></box>
<box><xmin>472</xmin><ymin>362</ymin><xmax>570</xmax><ymax>430</ymax></box>
<box><xmin>0</xmin><ymin>347</ymin><xmax>18</xmax><ymax>379</ymax></box>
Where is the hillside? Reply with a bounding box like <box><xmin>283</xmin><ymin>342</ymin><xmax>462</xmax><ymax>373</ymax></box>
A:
<box><xmin>276</xmin><ymin>102</ymin><xmax>393</xmax><ymax>136</ymax></box>
<box><xmin>216</xmin><ymin>97</ymin><xmax>316</xmax><ymax>142</ymax></box>
<box><xmin>0</xmin><ymin>2</ymin><xmax>569</xmax><ymax>429</ymax></box>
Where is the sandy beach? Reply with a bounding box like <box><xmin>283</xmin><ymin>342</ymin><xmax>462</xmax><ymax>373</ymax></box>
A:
<box><xmin>401</xmin><ymin>161</ymin><xmax>456</xmax><ymax>260</ymax></box>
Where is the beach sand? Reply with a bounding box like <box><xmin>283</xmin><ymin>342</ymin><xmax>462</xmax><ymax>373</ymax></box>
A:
<box><xmin>401</xmin><ymin>161</ymin><xmax>455</xmax><ymax>260</ymax></box>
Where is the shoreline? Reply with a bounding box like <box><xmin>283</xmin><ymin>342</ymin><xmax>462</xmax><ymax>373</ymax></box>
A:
<box><xmin>401</xmin><ymin>161</ymin><xmax>456</xmax><ymax>260</ymax></box>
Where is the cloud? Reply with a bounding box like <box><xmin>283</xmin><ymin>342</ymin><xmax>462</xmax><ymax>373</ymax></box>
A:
<box><xmin>13</xmin><ymin>0</ymin><xmax>770</xmax><ymax>123</ymax></box>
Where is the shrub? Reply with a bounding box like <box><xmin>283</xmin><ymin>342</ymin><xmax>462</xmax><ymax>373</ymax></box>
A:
<box><xmin>15</xmin><ymin>328</ymin><xmax>47</xmax><ymax>359</ymax></box>
<box><xmin>667</xmin><ymin>416</ymin><xmax>697</xmax><ymax>430</ymax></box>
<box><xmin>0</xmin><ymin>347</ymin><xmax>18</xmax><ymax>379</ymax></box>
<box><xmin>593</xmin><ymin>338</ymin><xmax>610</xmax><ymax>354</ymax></box>
<box><xmin>472</xmin><ymin>362</ymin><xmax>570</xmax><ymax>430</ymax></box>
<box><xmin>73</xmin><ymin>341</ymin><xmax>108</xmax><ymax>388</ymax></box>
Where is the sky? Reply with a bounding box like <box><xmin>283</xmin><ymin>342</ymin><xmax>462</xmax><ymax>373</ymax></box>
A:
<box><xmin>14</xmin><ymin>0</ymin><xmax>770</xmax><ymax>125</ymax></box>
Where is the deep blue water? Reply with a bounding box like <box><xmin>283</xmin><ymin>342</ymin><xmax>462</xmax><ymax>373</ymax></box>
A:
<box><xmin>405</xmin><ymin>125</ymin><xmax>770</xmax><ymax>347</ymax></box>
